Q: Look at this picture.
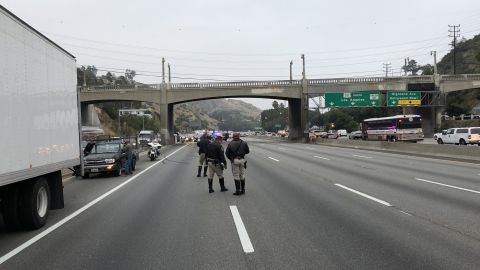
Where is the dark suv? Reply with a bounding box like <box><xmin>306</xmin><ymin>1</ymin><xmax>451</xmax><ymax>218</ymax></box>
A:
<box><xmin>83</xmin><ymin>141</ymin><xmax>138</xmax><ymax>178</ymax></box>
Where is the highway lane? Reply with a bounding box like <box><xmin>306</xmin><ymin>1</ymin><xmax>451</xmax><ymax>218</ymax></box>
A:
<box><xmin>0</xmin><ymin>138</ymin><xmax>479</xmax><ymax>269</ymax></box>
<box><xmin>250</xmin><ymin>139</ymin><xmax>480</xmax><ymax>240</ymax></box>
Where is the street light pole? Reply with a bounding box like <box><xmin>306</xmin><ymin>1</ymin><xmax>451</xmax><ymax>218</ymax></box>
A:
<box><xmin>289</xmin><ymin>60</ymin><xmax>293</xmax><ymax>83</ymax></box>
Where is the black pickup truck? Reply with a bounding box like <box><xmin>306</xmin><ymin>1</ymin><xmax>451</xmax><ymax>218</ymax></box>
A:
<box><xmin>83</xmin><ymin>141</ymin><xmax>139</xmax><ymax>178</ymax></box>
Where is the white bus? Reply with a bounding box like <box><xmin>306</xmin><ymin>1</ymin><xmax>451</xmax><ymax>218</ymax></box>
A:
<box><xmin>361</xmin><ymin>115</ymin><xmax>424</xmax><ymax>142</ymax></box>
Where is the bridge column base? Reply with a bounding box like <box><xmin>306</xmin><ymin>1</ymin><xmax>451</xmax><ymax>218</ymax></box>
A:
<box><xmin>288</xmin><ymin>98</ymin><xmax>307</xmax><ymax>142</ymax></box>
<box><xmin>160</xmin><ymin>103</ymin><xmax>174</xmax><ymax>145</ymax></box>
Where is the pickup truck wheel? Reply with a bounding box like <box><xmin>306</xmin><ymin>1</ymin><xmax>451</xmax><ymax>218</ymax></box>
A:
<box><xmin>1</xmin><ymin>185</ymin><xmax>22</xmax><ymax>230</ymax></box>
<box><xmin>114</xmin><ymin>166</ymin><xmax>121</xmax><ymax>177</ymax></box>
<box><xmin>459</xmin><ymin>139</ymin><xmax>467</xmax><ymax>145</ymax></box>
<box><xmin>437</xmin><ymin>139</ymin><xmax>443</xmax><ymax>144</ymax></box>
<box><xmin>18</xmin><ymin>178</ymin><xmax>50</xmax><ymax>229</ymax></box>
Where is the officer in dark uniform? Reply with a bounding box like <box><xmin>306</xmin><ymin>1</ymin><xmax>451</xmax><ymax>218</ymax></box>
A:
<box><xmin>226</xmin><ymin>132</ymin><xmax>250</xmax><ymax>195</ymax></box>
<box><xmin>196</xmin><ymin>133</ymin><xmax>210</xmax><ymax>177</ymax></box>
<box><xmin>205</xmin><ymin>134</ymin><xmax>228</xmax><ymax>193</ymax></box>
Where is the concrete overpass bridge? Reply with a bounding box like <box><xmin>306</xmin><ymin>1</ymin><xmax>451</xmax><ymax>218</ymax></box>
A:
<box><xmin>79</xmin><ymin>74</ymin><xmax>480</xmax><ymax>143</ymax></box>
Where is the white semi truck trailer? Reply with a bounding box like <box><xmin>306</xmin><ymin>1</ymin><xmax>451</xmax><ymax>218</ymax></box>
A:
<box><xmin>0</xmin><ymin>5</ymin><xmax>81</xmax><ymax>230</ymax></box>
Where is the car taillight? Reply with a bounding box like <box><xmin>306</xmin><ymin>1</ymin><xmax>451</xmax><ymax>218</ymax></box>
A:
<box><xmin>468</xmin><ymin>135</ymin><xmax>471</xmax><ymax>139</ymax></box>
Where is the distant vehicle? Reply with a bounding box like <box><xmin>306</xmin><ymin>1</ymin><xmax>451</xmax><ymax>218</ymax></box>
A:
<box><xmin>0</xmin><ymin>6</ymin><xmax>80</xmax><ymax>230</ymax></box>
<box><xmin>362</xmin><ymin>115</ymin><xmax>424</xmax><ymax>142</ymax></box>
<box><xmin>138</xmin><ymin>130</ymin><xmax>156</xmax><ymax>144</ymax></box>
<box><xmin>311</xmin><ymin>130</ymin><xmax>326</xmax><ymax>138</ymax></box>
<box><xmin>440</xmin><ymin>114</ymin><xmax>451</xmax><ymax>120</ymax></box>
<box><xmin>337</xmin><ymin>129</ymin><xmax>348</xmax><ymax>137</ymax></box>
<box><xmin>462</xmin><ymin>113</ymin><xmax>480</xmax><ymax>120</ymax></box>
<box><xmin>349</xmin><ymin>131</ymin><xmax>363</xmax><ymax>140</ymax></box>
<box><xmin>436</xmin><ymin>127</ymin><xmax>480</xmax><ymax>145</ymax></box>
<box><xmin>326</xmin><ymin>130</ymin><xmax>339</xmax><ymax>139</ymax></box>
<box><xmin>83</xmin><ymin>140</ymin><xmax>139</xmax><ymax>178</ymax></box>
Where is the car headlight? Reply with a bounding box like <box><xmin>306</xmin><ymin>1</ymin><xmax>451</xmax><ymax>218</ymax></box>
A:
<box><xmin>105</xmin><ymin>159</ymin><xmax>115</xmax><ymax>164</ymax></box>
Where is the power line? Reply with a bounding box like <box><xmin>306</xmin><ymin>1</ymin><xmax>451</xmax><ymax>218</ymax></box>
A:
<box><xmin>45</xmin><ymin>29</ymin><xmax>475</xmax><ymax>57</ymax></box>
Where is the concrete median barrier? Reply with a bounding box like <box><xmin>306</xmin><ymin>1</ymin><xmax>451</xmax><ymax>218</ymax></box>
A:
<box><xmin>314</xmin><ymin>138</ymin><xmax>480</xmax><ymax>162</ymax></box>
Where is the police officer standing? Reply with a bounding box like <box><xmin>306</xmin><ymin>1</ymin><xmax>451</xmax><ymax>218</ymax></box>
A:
<box><xmin>196</xmin><ymin>133</ymin><xmax>210</xmax><ymax>177</ymax></box>
<box><xmin>205</xmin><ymin>134</ymin><xmax>228</xmax><ymax>193</ymax></box>
<box><xmin>226</xmin><ymin>132</ymin><xmax>250</xmax><ymax>195</ymax></box>
<box><xmin>122</xmin><ymin>140</ymin><xmax>133</xmax><ymax>175</ymax></box>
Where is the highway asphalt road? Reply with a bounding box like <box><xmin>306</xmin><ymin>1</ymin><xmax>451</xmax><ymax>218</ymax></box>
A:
<box><xmin>1</xmin><ymin>138</ymin><xmax>479</xmax><ymax>269</ymax></box>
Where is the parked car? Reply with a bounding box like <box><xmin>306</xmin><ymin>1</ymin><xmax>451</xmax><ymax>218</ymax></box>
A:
<box><xmin>436</xmin><ymin>127</ymin><xmax>480</xmax><ymax>145</ymax></box>
<box><xmin>337</xmin><ymin>129</ymin><xmax>348</xmax><ymax>137</ymax></box>
<box><xmin>349</xmin><ymin>131</ymin><xmax>363</xmax><ymax>140</ymax></box>
<box><xmin>326</xmin><ymin>130</ymin><xmax>339</xmax><ymax>139</ymax></box>
<box><xmin>83</xmin><ymin>140</ymin><xmax>139</xmax><ymax>178</ymax></box>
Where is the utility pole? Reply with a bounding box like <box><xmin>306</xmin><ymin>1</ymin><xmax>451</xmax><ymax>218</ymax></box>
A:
<box><xmin>162</xmin><ymin>57</ymin><xmax>166</xmax><ymax>83</ymax></box>
<box><xmin>448</xmin><ymin>24</ymin><xmax>460</xmax><ymax>74</ymax></box>
<box><xmin>383</xmin><ymin>63</ymin><xmax>391</xmax><ymax>77</ymax></box>
<box><xmin>289</xmin><ymin>60</ymin><xmax>293</xmax><ymax>83</ymax></box>
<box><xmin>82</xmin><ymin>66</ymin><xmax>87</xmax><ymax>87</ymax></box>
<box><xmin>430</xmin><ymin>51</ymin><xmax>437</xmax><ymax>75</ymax></box>
<box><xmin>168</xmin><ymin>63</ymin><xmax>171</xmax><ymax>84</ymax></box>
<box><xmin>301</xmin><ymin>54</ymin><xmax>306</xmax><ymax>79</ymax></box>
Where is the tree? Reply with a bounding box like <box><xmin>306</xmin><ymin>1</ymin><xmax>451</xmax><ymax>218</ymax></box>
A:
<box><xmin>402</xmin><ymin>59</ymin><xmax>421</xmax><ymax>75</ymax></box>
<box><xmin>272</xmin><ymin>100</ymin><xmax>279</xmax><ymax>110</ymax></box>
<box><xmin>420</xmin><ymin>64</ymin><xmax>434</xmax><ymax>75</ymax></box>
<box><xmin>125</xmin><ymin>69</ymin><xmax>136</xmax><ymax>82</ymax></box>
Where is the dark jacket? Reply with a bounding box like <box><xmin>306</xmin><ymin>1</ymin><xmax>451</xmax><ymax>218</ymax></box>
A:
<box><xmin>197</xmin><ymin>137</ymin><xmax>210</xmax><ymax>154</ymax></box>
<box><xmin>206</xmin><ymin>142</ymin><xmax>226</xmax><ymax>165</ymax></box>
<box><xmin>225</xmin><ymin>139</ymin><xmax>250</xmax><ymax>160</ymax></box>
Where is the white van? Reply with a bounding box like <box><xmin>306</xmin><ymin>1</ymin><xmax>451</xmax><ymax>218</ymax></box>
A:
<box><xmin>437</xmin><ymin>127</ymin><xmax>480</xmax><ymax>145</ymax></box>
<box><xmin>337</xmin><ymin>129</ymin><xmax>348</xmax><ymax>137</ymax></box>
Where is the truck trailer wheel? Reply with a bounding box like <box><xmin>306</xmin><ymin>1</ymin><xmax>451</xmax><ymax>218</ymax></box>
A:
<box><xmin>18</xmin><ymin>178</ymin><xmax>50</xmax><ymax>229</ymax></box>
<box><xmin>1</xmin><ymin>185</ymin><xmax>22</xmax><ymax>230</ymax></box>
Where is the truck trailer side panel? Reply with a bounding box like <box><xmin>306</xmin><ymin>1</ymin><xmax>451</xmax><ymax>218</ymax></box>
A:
<box><xmin>0</xmin><ymin>6</ymin><xmax>79</xmax><ymax>187</ymax></box>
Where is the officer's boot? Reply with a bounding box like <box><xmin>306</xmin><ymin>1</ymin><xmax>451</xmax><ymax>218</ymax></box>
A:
<box><xmin>219</xmin><ymin>178</ymin><xmax>228</xmax><ymax>192</ymax></box>
<box><xmin>233</xmin><ymin>180</ymin><xmax>241</xmax><ymax>196</ymax></box>
<box><xmin>197</xmin><ymin>166</ymin><xmax>202</xmax><ymax>177</ymax></box>
<box><xmin>208</xmin><ymin>178</ymin><xmax>214</xmax><ymax>193</ymax></box>
<box><xmin>240</xmin><ymin>179</ymin><xmax>245</xmax><ymax>195</ymax></box>
<box><xmin>203</xmin><ymin>166</ymin><xmax>208</xmax><ymax>177</ymax></box>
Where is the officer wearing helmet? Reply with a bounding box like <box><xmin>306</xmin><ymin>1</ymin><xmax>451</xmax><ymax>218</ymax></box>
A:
<box><xmin>196</xmin><ymin>132</ymin><xmax>210</xmax><ymax>177</ymax></box>
<box><xmin>205</xmin><ymin>134</ymin><xmax>228</xmax><ymax>193</ymax></box>
<box><xmin>225</xmin><ymin>132</ymin><xmax>250</xmax><ymax>195</ymax></box>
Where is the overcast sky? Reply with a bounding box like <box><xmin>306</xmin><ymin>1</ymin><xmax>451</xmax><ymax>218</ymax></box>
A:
<box><xmin>2</xmin><ymin>0</ymin><xmax>480</xmax><ymax>109</ymax></box>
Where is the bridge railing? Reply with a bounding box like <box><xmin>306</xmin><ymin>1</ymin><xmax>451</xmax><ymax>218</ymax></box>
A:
<box><xmin>308</xmin><ymin>75</ymin><xmax>433</xmax><ymax>84</ymax></box>
<box><xmin>79</xmin><ymin>74</ymin><xmax>480</xmax><ymax>92</ymax></box>
<box><xmin>169</xmin><ymin>80</ymin><xmax>302</xmax><ymax>89</ymax></box>
<box><xmin>440</xmin><ymin>74</ymin><xmax>480</xmax><ymax>81</ymax></box>
<box><xmin>79</xmin><ymin>84</ymin><xmax>159</xmax><ymax>91</ymax></box>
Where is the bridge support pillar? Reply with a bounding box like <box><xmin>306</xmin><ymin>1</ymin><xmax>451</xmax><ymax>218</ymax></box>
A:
<box><xmin>157</xmin><ymin>84</ymin><xmax>174</xmax><ymax>145</ymax></box>
<box><xmin>80</xmin><ymin>103</ymin><xmax>100</xmax><ymax>126</ymax></box>
<box><xmin>288</xmin><ymin>98</ymin><xmax>307</xmax><ymax>141</ymax></box>
<box><xmin>417</xmin><ymin>107</ymin><xmax>437</xmax><ymax>137</ymax></box>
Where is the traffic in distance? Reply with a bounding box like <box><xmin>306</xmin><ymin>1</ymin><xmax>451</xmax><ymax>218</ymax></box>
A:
<box><xmin>2</xmin><ymin>2</ymin><xmax>480</xmax><ymax>270</ymax></box>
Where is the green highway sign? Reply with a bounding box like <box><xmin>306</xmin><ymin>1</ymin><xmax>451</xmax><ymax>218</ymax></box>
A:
<box><xmin>387</xmin><ymin>91</ymin><xmax>422</xmax><ymax>106</ymax></box>
<box><xmin>274</xmin><ymin>124</ymin><xmax>282</xmax><ymax>128</ymax></box>
<box><xmin>325</xmin><ymin>92</ymin><xmax>381</xmax><ymax>107</ymax></box>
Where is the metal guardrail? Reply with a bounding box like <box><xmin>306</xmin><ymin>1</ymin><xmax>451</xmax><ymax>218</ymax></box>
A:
<box><xmin>79</xmin><ymin>74</ymin><xmax>480</xmax><ymax>92</ymax></box>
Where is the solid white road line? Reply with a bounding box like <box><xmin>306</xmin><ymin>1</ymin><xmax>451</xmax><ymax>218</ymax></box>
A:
<box><xmin>0</xmin><ymin>145</ymin><xmax>189</xmax><ymax>266</ymax></box>
<box><xmin>352</xmin><ymin>154</ymin><xmax>372</xmax><ymax>159</ymax></box>
<box><xmin>335</xmin><ymin>184</ymin><xmax>392</xmax><ymax>207</ymax></box>
<box><xmin>268</xmin><ymin>157</ymin><xmax>280</xmax><ymax>162</ymax></box>
<box><xmin>278</xmin><ymin>147</ymin><xmax>286</xmax><ymax>150</ymax></box>
<box><xmin>229</xmin><ymin>205</ymin><xmax>254</xmax><ymax>253</ymax></box>
<box><xmin>313</xmin><ymin>155</ymin><xmax>330</xmax><ymax>161</ymax></box>
<box><xmin>414</xmin><ymin>178</ymin><xmax>480</xmax><ymax>194</ymax></box>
